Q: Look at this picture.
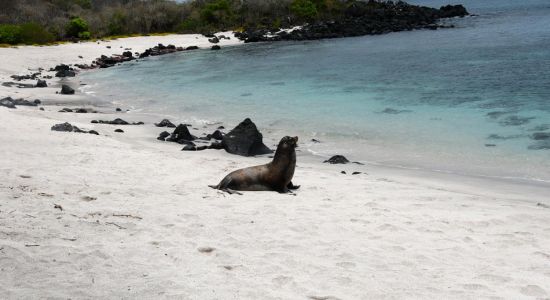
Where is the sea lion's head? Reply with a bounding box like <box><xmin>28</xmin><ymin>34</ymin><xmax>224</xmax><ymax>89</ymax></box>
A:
<box><xmin>276</xmin><ymin>136</ymin><xmax>298</xmax><ymax>154</ymax></box>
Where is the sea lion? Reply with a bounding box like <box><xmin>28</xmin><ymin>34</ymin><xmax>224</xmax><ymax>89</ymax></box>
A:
<box><xmin>210</xmin><ymin>136</ymin><xmax>300</xmax><ymax>194</ymax></box>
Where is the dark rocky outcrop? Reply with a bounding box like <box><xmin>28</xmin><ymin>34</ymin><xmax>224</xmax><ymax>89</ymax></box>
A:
<box><xmin>91</xmin><ymin>118</ymin><xmax>144</xmax><ymax>125</ymax></box>
<box><xmin>237</xmin><ymin>3</ymin><xmax>468</xmax><ymax>43</ymax></box>
<box><xmin>60</xmin><ymin>85</ymin><xmax>75</xmax><ymax>95</ymax></box>
<box><xmin>186</xmin><ymin>46</ymin><xmax>199</xmax><ymax>50</ymax></box>
<box><xmin>221</xmin><ymin>118</ymin><xmax>272</xmax><ymax>156</ymax></box>
<box><xmin>155</xmin><ymin>119</ymin><xmax>176</xmax><ymax>128</ymax></box>
<box><xmin>208</xmin><ymin>37</ymin><xmax>220</xmax><ymax>44</ymax></box>
<box><xmin>324</xmin><ymin>155</ymin><xmax>350</xmax><ymax>164</ymax></box>
<box><xmin>211</xmin><ymin>45</ymin><xmax>221</xmax><ymax>50</ymax></box>
<box><xmin>114</xmin><ymin>129</ymin><xmax>124</xmax><ymax>133</ymax></box>
<box><xmin>56</xmin><ymin>69</ymin><xmax>76</xmax><ymax>77</ymax></box>
<box><xmin>166</xmin><ymin>124</ymin><xmax>196</xmax><ymax>144</ymax></box>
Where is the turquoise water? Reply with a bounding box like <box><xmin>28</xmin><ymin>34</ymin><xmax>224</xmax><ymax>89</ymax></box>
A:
<box><xmin>83</xmin><ymin>0</ymin><xmax>550</xmax><ymax>182</ymax></box>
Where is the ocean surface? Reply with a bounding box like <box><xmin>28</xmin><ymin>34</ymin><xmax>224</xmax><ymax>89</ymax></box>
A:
<box><xmin>82</xmin><ymin>0</ymin><xmax>550</xmax><ymax>183</ymax></box>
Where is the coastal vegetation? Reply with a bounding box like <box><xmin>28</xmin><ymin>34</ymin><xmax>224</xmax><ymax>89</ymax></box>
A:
<box><xmin>0</xmin><ymin>0</ymin><xmax>467</xmax><ymax>45</ymax></box>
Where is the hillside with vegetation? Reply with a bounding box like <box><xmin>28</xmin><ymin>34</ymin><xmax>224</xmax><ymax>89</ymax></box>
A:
<box><xmin>0</xmin><ymin>0</ymin><xmax>468</xmax><ymax>45</ymax></box>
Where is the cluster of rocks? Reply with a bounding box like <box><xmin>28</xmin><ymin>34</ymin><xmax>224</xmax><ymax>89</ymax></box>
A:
<box><xmin>0</xmin><ymin>97</ymin><xmax>41</xmax><ymax>109</ymax></box>
<box><xmin>157</xmin><ymin>118</ymin><xmax>272</xmax><ymax>155</ymax></box>
<box><xmin>52</xmin><ymin>64</ymin><xmax>76</xmax><ymax>77</ymax></box>
<box><xmin>10</xmin><ymin>73</ymin><xmax>41</xmax><ymax>81</ymax></box>
<box><xmin>2</xmin><ymin>79</ymin><xmax>47</xmax><ymax>88</ymax></box>
<box><xmin>236</xmin><ymin>3</ymin><xmax>468</xmax><ymax>43</ymax></box>
<box><xmin>91</xmin><ymin>118</ymin><xmax>144</xmax><ymax>125</ymax></box>
<box><xmin>51</xmin><ymin>122</ymin><xmax>99</xmax><ymax>135</ymax></box>
<box><xmin>59</xmin><ymin>107</ymin><xmax>98</xmax><ymax>113</ymax></box>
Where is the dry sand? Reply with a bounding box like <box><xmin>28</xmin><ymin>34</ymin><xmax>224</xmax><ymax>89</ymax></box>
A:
<box><xmin>1</xmin><ymin>34</ymin><xmax>550</xmax><ymax>299</ymax></box>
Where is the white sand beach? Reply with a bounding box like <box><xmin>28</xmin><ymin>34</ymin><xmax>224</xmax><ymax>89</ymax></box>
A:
<box><xmin>1</xmin><ymin>35</ymin><xmax>550</xmax><ymax>299</ymax></box>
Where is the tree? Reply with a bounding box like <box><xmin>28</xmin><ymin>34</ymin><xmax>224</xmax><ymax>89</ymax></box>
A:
<box><xmin>290</xmin><ymin>0</ymin><xmax>318</xmax><ymax>21</ymax></box>
<box><xmin>65</xmin><ymin>17</ymin><xmax>89</xmax><ymax>38</ymax></box>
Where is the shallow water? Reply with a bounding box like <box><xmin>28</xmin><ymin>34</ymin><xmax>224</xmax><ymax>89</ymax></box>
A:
<box><xmin>82</xmin><ymin>0</ymin><xmax>550</xmax><ymax>183</ymax></box>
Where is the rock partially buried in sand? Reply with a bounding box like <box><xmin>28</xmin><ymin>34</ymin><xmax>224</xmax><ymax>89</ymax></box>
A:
<box><xmin>35</xmin><ymin>79</ymin><xmax>47</xmax><ymax>88</ymax></box>
<box><xmin>91</xmin><ymin>118</ymin><xmax>143</xmax><ymax>125</ymax></box>
<box><xmin>60</xmin><ymin>85</ymin><xmax>75</xmax><ymax>95</ymax></box>
<box><xmin>207</xmin><ymin>130</ymin><xmax>224</xmax><ymax>140</ymax></box>
<box><xmin>167</xmin><ymin>124</ymin><xmax>196</xmax><ymax>144</ymax></box>
<box><xmin>222</xmin><ymin>118</ymin><xmax>272</xmax><ymax>156</ymax></box>
<box><xmin>51</xmin><ymin>122</ymin><xmax>81</xmax><ymax>132</ymax></box>
<box><xmin>155</xmin><ymin>119</ymin><xmax>176</xmax><ymax>128</ymax></box>
<box><xmin>114</xmin><ymin>129</ymin><xmax>124</xmax><ymax>133</ymax></box>
<box><xmin>157</xmin><ymin>131</ymin><xmax>170</xmax><ymax>141</ymax></box>
<box><xmin>211</xmin><ymin>45</ymin><xmax>221</xmax><ymax>50</ymax></box>
<box><xmin>0</xmin><ymin>97</ymin><xmax>16</xmax><ymax>109</ymax></box>
<box><xmin>324</xmin><ymin>155</ymin><xmax>350</xmax><ymax>164</ymax></box>
<box><xmin>51</xmin><ymin>122</ymin><xmax>100</xmax><ymax>135</ymax></box>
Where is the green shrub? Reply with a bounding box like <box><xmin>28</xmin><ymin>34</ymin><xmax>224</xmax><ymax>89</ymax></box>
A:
<box><xmin>78</xmin><ymin>31</ymin><xmax>91</xmax><ymax>39</ymax></box>
<box><xmin>0</xmin><ymin>24</ymin><xmax>22</xmax><ymax>44</ymax></box>
<box><xmin>176</xmin><ymin>18</ymin><xmax>201</xmax><ymax>32</ymax></box>
<box><xmin>19</xmin><ymin>23</ymin><xmax>55</xmax><ymax>44</ymax></box>
<box><xmin>290</xmin><ymin>0</ymin><xmax>318</xmax><ymax>21</ymax></box>
<box><xmin>66</xmin><ymin>17</ymin><xmax>89</xmax><ymax>38</ymax></box>
<box><xmin>200</xmin><ymin>0</ymin><xmax>232</xmax><ymax>25</ymax></box>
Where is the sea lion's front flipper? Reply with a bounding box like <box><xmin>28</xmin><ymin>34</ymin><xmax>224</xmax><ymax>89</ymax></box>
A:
<box><xmin>287</xmin><ymin>181</ymin><xmax>300</xmax><ymax>190</ymax></box>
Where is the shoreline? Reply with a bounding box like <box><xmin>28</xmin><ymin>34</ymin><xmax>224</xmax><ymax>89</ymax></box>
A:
<box><xmin>1</xmin><ymin>33</ymin><xmax>550</xmax><ymax>298</ymax></box>
<box><xmin>2</xmin><ymin>32</ymin><xmax>549</xmax><ymax>199</ymax></box>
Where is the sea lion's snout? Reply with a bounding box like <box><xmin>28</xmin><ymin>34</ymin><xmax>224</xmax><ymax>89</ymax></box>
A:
<box><xmin>292</xmin><ymin>136</ymin><xmax>298</xmax><ymax>147</ymax></box>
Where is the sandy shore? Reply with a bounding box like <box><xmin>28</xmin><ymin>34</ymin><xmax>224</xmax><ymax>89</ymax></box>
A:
<box><xmin>1</xmin><ymin>35</ymin><xmax>550</xmax><ymax>299</ymax></box>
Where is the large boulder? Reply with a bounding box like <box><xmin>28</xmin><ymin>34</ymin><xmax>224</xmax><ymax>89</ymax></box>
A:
<box><xmin>167</xmin><ymin>124</ymin><xmax>196</xmax><ymax>144</ymax></box>
<box><xmin>221</xmin><ymin>118</ymin><xmax>272</xmax><ymax>156</ymax></box>
<box><xmin>60</xmin><ymin>85</ymin><xmax>75</xmax><ymax>95</ymax></box>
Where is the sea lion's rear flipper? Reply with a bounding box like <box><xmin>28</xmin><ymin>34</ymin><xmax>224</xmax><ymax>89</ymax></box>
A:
<box><xmin>287</xmin><ymin>181</ymin><xmax>300</xmax><ymax>190</ymax></box>
<box><xmin>224</xmin><ymin>188</ymin><xmax>243</xmax><ymax>195</ymax></box>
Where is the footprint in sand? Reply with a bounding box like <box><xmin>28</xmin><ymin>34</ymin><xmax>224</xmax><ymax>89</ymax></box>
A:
<box><xmin>461</xmin><ymin>283</ymin><xmax>490</xmax><ymax>291</ymax></box>
<box><xmin>520</xmin><ymin>285</ymin><xmax>547</xmax><ymax>297</ymax></box>
<box><xmin>335</xmin><ymin>261</ymin><xmax>356</xmax><ymax>269</ymax></box>
<box><xmin>308</xmin><ymin>296</ymin><xmax>342</xmax><ymax>300</ymax></box>
<box><xmin>477</xmin><ymin>274</ymin><xmax>512</xmax><ymax>283</ymax></box>
<box><xmin>272</xmin><ymin>275</ymin><xmax>293</xmax><ymax>287</ymax></box>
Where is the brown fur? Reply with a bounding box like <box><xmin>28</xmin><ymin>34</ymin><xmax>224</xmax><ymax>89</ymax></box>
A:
<box><xmin>210</xmin><ymin>136</ymin><xmax>299</xmax><ymax>193</ymax></box>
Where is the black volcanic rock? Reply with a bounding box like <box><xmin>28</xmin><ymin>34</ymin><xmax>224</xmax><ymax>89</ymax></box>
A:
<box><xmin>167</xmin><ymin>124</ymin><xmax>196</xmax><ymax>144</ymax></box>
<box><xmin>56</xmin><ymin>69</ymin><xmax>76</xmax><ymax>77</ymax></box>
<box><xmin>157</xmin><ymin>131</ymin><xmax>170</xmax><ymax>141</ymax></box>
<box><xmin>208</xmin><ymin>130</ymin><xmax>224</xmax><ymax>140</ymax></box>
<box><xmin>36</xmin><ymin>79</ymin><xmax>47</xmax><ymax>87</ymax></box>
<box><xmin>155</xmin><ymin>119</ymin><xmax>176</xmax><ymax>128</ymax></box>
<box><xmin>324</xmin><ymin>155</ymin><xmax>350</xmax><ymax>164</ymax></box>
<box><xmin>60</xmin><ymin>85</ymin><xmax>75</xmax><ymax>95</ymax></box>
<box><xmin>0</xmin><ymin>97</ymin><xmax>16</xmax><ymax>109</ymax></box>
<box><xmin>211</xmin><ymin>45</ymin><xmax>221</xmax><ymax>50</ymax></box>
<box><xmin>222</xmin><ymin>118</ymin><xmax>272</xmax><ymax>156</ymax></box>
